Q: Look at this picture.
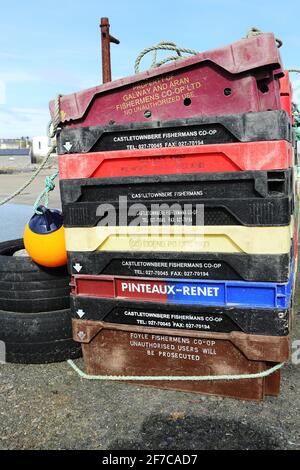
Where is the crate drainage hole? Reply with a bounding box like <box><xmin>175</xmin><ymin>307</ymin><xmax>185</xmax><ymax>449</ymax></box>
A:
<box><xmin>183</xmin><ymin>98</ymin><xmax>192</xmax><ymax>106</ymax></box>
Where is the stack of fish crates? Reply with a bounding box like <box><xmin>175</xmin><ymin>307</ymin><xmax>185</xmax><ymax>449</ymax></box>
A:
<box><xmin>55</xmin><ymin>32</ymin><xmax>297</xmax><ymax>400</ymax></box>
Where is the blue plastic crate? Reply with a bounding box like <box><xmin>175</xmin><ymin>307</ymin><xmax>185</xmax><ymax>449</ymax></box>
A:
<box><xmin>161</xmin><ymin>272</ymin><xmax>294</xmax><ymax>309</ymax></box>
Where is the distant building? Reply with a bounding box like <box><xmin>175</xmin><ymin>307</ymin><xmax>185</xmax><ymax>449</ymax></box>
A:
<box><xmin>0</xmin><ymin>139</ymin><xmax>20</xmax><ymax>149</ymax></box>
<box><xmin>0</xmin><ymin>138</ymin><xmax>30</xmax><ymax>149</ymax></box>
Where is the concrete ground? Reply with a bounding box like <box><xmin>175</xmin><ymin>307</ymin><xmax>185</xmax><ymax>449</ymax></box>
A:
<box><xmin>0</xmin><ymin>329</ymin><xmax>299</xmax><ymax>450</ymax></box>
<box><xmin>0</xmin><ymin>276</ymin><xmax>299</xmax><ymax>450</ymax></box>
<box><xmin>0</xmin><ymin>171</ymin><xmax>299</xmax><ymax>450</ymax></box>
<box><xmin>0</xmin><ymin>160</ymin><xmax>61</xmax><ymax>208</ymax></box>
<box><xmin>0</xmin><ymin>155</ymin><xmax>31</xmax><ymax>171</ymax></box>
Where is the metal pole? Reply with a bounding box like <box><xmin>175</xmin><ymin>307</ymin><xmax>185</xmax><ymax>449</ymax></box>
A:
<box><xmin>100</xmin><ymin>17</ymin><xmax>120</xmax><ymax>84</ymax></box>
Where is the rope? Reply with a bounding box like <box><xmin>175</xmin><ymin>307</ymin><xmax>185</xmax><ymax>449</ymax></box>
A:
<box><xmin>33</xmin><ymin>171</ymin><xmax>59</xmax><ymax>214</ymax></box>
<box><xmin>48</xmin><ymin>94</ymin><xmax>62</xmax><ymax>139</ymax></box>
<box><xmin>134</xmin><ymin>41</ymin><xmax>199</xmax><ymax>74</ymax></box>
<box><xmin>0</xmin><ymin>95</ymin><xmax>62</xmax><ymax>207</ymax></box>
<box><xmin>67</xmin><ymin>359</ymin><xmax>284</xmax><ymax>382</ymax></box>
<box><xmin>246</xmin><ymin>27</ymin><xmax>283</xmax><ymax>48</ymax></box>
<box><xmin>134</xmin><ymin>28</ymin><xmax>284</xmax><ymax>74</ymax></box>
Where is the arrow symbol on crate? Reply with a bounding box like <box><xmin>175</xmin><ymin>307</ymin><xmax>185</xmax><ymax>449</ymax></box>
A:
<box><xmin>63</xmin><ymin>141</ymin><xmax>73</xmax><ymax>152</ymax></box>
<box><xmin>77</xmin><ymin>331</ymin><xmax>86</xmax><ymax>341</ymax></box>
<box><xmin>77</xmin><ymin>309</ymin><xmax>86</xmax><ymax>319</ymax></box>
<box><xmin>73</xmin><ymin>263</ymin><xmax>83</xmax><ymax>273</ymax></box>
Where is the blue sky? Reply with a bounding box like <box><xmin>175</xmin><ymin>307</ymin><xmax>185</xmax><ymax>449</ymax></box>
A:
<box><xmin>0</xmin><ymin>0</ymin><xmax>299</xmax><ymax>138</ymax></box>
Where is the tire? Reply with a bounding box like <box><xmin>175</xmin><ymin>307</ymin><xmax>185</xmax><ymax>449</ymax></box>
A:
<box><xmin>0</xmin><ymin>240</ymin><xmax>78</xmax><ymax>363</ymax></box>
<box><xmin>0</xmin><ymin>296</ymin><xmax>70</xmax><ymax>313</ymax></box>
<box><xmin>4</xmin><ymin>339</ymin><xmax>81</xmax><ymax>364</ymax></box>
<box><xmin>0</xmin><ymin>271</ymin><xmax>68</xmax><ymax>282</ymax></box>
<box><xmin>0</xmin><ymin>287</ymin><xmax>70</xmax><ymax>300</ymax></box>
<box><xmin>0</xmin><ymin>239</ymin><xmax>70</xmax><ymax>312</ymax></box>
<box><xmin>0</xmin><ymin>309</ymin><xmax>74</xmax><ymax>343</ymax></box>
<box><xmin>0</xmin><ymin>309</ymin><xmax>81</xmax><ymax>364</ymax></box>
<box><xmin>0</xmin><ymin>239</ymin><xmax>69</xmax><ymax>281</ymax></box>
<box><xmin>0</xmin><ymin>278</ymin><xmax>70</xmax><ymax>291</ymax></box>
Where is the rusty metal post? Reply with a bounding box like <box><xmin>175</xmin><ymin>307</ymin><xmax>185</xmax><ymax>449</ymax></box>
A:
<box><xmin>100</xmin><ymin>17</ymin><xmax>120</xmax><ymax>84</ymax></box>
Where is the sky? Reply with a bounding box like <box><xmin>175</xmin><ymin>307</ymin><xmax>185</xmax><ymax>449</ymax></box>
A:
<box><xmin>0</xmin><ymin>0</ymin><xmax>299</xmax><ymax>138</ymax></box>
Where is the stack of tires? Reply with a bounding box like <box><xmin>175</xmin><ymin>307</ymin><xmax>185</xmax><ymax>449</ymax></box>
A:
<box><xmin>0</xmin><ymin>239</ymin><xmax>81</xmax><ymax>363</ymax></box>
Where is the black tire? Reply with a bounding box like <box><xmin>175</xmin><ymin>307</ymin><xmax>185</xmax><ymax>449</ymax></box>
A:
<box><xmin>0</xmin><ymin>297</ymin><xmax>70</xmax><ymax>313</ymax></box>
<box><xmin>0</xmin><ymin>239</ymin><xmax>70</xmax><ymax>312</ymax></box>
<box><xmin>4</xmin><ymin>339</ymin><xmax>81</xmax><ymax>364</ymax></box>
<box><xmin>0</xmin><ymin>271</ymin><xmax>68</xmax><ymax>282</ymax></box>
<box><xmin>0</xmin><ymin>239</ymin><xmax>69</xmax><ymax>281</ymax></box>
<box><xmin>0</xmin><ymin>239</ymin><xmax>78</xmax><ymax>363</ymax></box>
<box><xmin>0</xmin><ymin>309</ymin><xmax>81</xmax><ymax>364</ymax></box>
<box><xmin>0</xmin><ymin>278</ymin><xmax>69</xmax><ymax>291</ymax></box>
<box><xmin>0</xmin><ymin>309</ymin><xmax>74</xmax><ymax>343</ymax></box>
<box><xmin>0</xmin><ymin>287</ymin><xmax>70</xmax><ymax>300</ymax></box>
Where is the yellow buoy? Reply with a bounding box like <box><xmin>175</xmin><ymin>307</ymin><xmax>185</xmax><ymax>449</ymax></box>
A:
<box><xmin>24</xmin><ymin>206</ymin><xmax>67</xmax><ymax>268</ymax></box>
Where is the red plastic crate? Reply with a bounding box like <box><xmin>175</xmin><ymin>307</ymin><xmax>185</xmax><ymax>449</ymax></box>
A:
<box><xmin>51</xmin><ymin>33</ymin><xmax>283</xmax><ymax>129</ymax></box>
<box><xmin>58</xmin><ymin>140</ymin><xmax>293</xmax><ymax>180</ymax></box>
<box><xmin>280</xmin><ymin>71</ymin><xmax>293</xmax><ymax>121</ymax></box>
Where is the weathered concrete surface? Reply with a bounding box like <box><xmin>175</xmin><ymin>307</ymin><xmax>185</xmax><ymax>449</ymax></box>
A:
<box><xmin>0</xmin><ymin>283</ymin><xmax>299</xmax><ymax>450</ymax></box>
<box><xmin>0</xmin><ymin>168</ymin><xmax>61</xmax><ymax>207</ymax></box>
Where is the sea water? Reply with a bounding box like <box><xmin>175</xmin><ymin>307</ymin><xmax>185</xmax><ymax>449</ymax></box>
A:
<box><xmin>0</xmin><ymin>204</ymin><xmax>34</xmax><ymax>242</ymax></box>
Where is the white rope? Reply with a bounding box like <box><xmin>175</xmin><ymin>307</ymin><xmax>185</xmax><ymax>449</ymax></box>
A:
<box><xmin>246</xmin><ymin>27</ymin><xmax>283</xmax><ymax>48</ymax></box>
<box><xmin>67</xmin><ymin>359</ymin><xmax>284</xmax><ymax>382</ymax></box>
<box><xmin>134</xmin><ymin>41</ymin><xmax>199</xmax><ymax>74</ymax></box>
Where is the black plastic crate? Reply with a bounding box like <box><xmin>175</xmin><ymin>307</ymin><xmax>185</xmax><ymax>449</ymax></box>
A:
<box><xmin>70</xmin><ymin>296</ymin><xmax>290</xmax><ymax>336</ymax></box>
<box><xmin>67</xmin><ymin>250</ymin><xmax>292</xmax><ymax>283</ymax></box>
<box><xmin>60</xmin><ymin>170</ymin><xmax>294</xmax><ymax>227</ymax></box>
<box><xmin>57</xmin><ymin>110</ymin><xmax>292</xmax><ymax>154</ymax></box>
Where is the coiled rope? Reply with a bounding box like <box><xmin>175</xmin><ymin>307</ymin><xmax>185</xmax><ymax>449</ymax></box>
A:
<box><xmin>134</xmin><ymin>41</ymin><xmax>199</xmax><ymax>74</ymax></box>
<box><xmin>134</xmin><ymin>27</ymin><xmax>283</xmax><ymax>75</ymax></box>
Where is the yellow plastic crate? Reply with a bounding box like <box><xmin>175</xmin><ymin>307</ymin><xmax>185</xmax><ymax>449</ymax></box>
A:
<box><xmin>65</xmin><ymin>224</ymin><xmax>293</xmax><ymax>255</ymax></box>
